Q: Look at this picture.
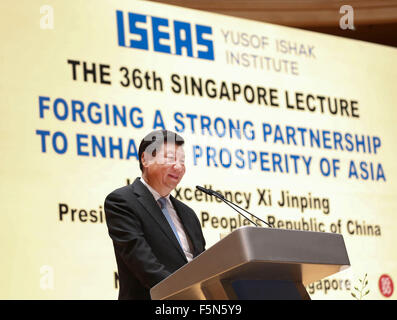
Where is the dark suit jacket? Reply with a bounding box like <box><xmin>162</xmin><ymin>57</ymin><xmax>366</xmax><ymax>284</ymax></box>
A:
<box><xmin>104</xmin><ymin>177</ymin><xmax>206</xmax><ymax>300</ymax></box>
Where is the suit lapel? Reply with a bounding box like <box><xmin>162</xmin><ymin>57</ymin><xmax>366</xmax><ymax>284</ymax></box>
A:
<box><xmin>131</xmin><ymin>178</ymin><xmax>187</xmax><ymax>261</ymax></box>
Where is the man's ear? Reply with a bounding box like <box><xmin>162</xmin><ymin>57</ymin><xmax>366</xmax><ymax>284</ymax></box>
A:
<box><xmin>141</xmin><ymin>152</ymin><xmax>148</xmax><ymax>168</ymax></box>
<box><xmin>141</xmin><ymin>151</ymin><xmax>153</xmax><ymax>170</ymax></box>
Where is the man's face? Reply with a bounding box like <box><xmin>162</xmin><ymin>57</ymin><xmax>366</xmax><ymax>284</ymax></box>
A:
<box><xmin>142</xmin><ymin>142</ymin><xmax>186</xmax><ymax>195</ymax></box>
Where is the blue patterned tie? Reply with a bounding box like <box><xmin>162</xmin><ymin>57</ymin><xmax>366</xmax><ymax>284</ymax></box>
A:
<box><xmin>157</xmin><ymin>197</ymin><xmax>183</xmax><ymax>249</ymax></box>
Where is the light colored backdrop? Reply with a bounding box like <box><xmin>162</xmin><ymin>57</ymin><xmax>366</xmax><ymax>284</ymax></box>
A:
<box><xmin>0</xmin><ymin>0</ymin><xmax>396</xmax><ymax>299</ymax></box>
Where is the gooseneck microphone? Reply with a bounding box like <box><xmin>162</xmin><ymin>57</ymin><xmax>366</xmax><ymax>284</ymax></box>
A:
<box><xmin>196</xmin><ymin>185</ymin><xmax>273</xmax><ymax>228</ymax></box>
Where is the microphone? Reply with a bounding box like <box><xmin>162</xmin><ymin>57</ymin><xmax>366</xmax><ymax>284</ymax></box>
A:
<box><xmin>196</xmin><ymin>185</ymin><xmax>273</xmax><ymax>228</ymax></box>
<box><xmin>196</xmin><ymin>185</ymin><xmax>224</xmax><ymax>199</ymax></box>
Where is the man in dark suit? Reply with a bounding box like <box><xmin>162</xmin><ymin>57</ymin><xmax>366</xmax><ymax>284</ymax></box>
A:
<box><xmin>104</xmin><ymin>130</ymin><xmax>206</xmax><ymax>300</ymax></box>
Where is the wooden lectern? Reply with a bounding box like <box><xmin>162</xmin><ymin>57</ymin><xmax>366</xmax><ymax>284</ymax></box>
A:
<box><xmin>150</xmin><ymin>226</ymin><xmax>350</xmax><ymax>300</ymax></box>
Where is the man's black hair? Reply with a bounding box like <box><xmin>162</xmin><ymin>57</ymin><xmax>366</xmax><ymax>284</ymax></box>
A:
<box><xmin>138</xmin><ymin>130</ymin><xmax>185</xmax><ymax>172</ymax></box>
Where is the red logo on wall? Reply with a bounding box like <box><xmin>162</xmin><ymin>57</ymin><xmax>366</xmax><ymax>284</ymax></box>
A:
<box><xmin>379</xmin><ymin>274</ymin><xmax>394</xmax><ymax>298</ymax></box>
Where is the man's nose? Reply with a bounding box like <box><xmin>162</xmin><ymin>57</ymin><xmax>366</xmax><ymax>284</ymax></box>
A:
<box><xmin>173</xmin><ymin>161</ymin><xmax>184</xmax><ymax>170</ymax></box>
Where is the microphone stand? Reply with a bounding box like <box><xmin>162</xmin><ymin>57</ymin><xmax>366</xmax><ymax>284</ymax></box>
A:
<box><xmin>196</xmin><ymin>186</ymin><xmax>273</xmax><ymax>228</ymax></box>
<box><xmin>218</xmin><ymin>195</ymin><xmax>258</xmax><ymax>227</ymax></box>
<box><xmin>219</xmin><ymin>193</ymin><xmax>273</xmax><ymax>228</ymax></box>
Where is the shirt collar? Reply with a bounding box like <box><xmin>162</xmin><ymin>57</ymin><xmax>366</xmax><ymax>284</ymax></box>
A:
<box><xmin>140</xmin><ymin>177</ymin><xmax>171</xmax><ymax>204</ymax></box>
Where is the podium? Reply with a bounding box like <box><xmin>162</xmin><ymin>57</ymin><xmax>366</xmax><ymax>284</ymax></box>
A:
<box><xmin>150</xmin><ymin>226</ymin><xmax>350</xmax><ymax>300</ymax></box>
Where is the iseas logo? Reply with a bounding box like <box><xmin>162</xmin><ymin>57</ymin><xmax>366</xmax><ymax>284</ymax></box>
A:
<box><xmin>116</xmin><ymin>10</ymin><xmax>215</xmax><ymax>61</ymax></box>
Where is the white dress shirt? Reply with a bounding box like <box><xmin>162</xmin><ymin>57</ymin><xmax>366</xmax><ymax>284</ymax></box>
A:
<box><xmin>140</xmin><ymin>177</ymin><xmax>194</xmax><ymax>262</ymax></box>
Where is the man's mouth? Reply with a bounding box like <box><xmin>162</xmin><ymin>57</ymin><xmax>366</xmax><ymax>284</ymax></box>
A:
<box><xmin>168</xmin><ymin>174</ymin><xmax>179</xmax><ymax>180</ymax></box>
